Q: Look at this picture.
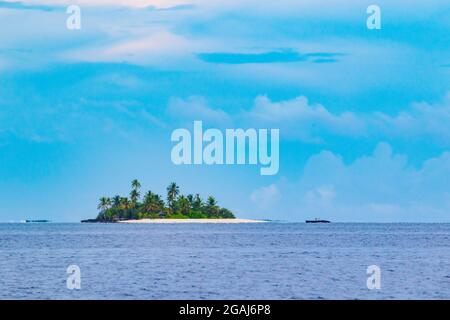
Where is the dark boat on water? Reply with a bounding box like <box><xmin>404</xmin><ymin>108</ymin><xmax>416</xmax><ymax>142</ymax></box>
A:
<box><xmin>305</xmin><ymin>218</ymin><xmax>330</xmax><ymax>223</ymax></box>
<box><xmin>25</xmin><ymin>220</ymin><xmax>50</xmax><ymax>223</ymax></box>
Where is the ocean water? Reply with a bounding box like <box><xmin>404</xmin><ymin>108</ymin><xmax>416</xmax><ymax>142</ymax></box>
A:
<box><xmin>0</xmin><ymin>222</ymin><xmax>449</xmax><ymax>300</ymax></box>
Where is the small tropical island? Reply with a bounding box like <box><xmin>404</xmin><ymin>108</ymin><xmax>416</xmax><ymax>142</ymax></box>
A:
<box><xmin>82</xmin><ymin>180</ymin><xmax>263</xmax><ymax>223</ymax></box>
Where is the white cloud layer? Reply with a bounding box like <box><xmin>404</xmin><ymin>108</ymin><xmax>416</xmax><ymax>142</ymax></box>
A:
<box><xmin>246</xmin><ymin>95</ymin><xmax>365</xmax><ymax>142</ymax></box>
<box><xmin>372</xmin><ymin>93</ymin><xmax>450</xmax><ymax>141</ymax></box>
<box><xmin>65</xmin><ymin>31</ymin><xmax>200</xmax><ymax>67</ymax></box>
<box><xmin>2</xmin><ymin>0</ymin><xmax>187</xmax><ymax>8</ymax></box>
<box><xmin>250</xmin><ymin>184</ymin><xmax>281</xmax><ymax>210</ymax></box>
<box><xmin>178</xmin><ymin>92</ymin><xmax>450</xmax><ymax>145</ymax></box>
<box><xmin>251</xmin><ymin>143</ymin><xmax>450</xmax><ymax>222</ymax></box>
<box><xmin>244</xmin><ymin>93</ymin><xmax>450</xmax><ymax>145</ymax></box>
<box><xmin>167</xmin><ymin>96</ymin><xmax>232</xmax><ymax>126</ymax></box>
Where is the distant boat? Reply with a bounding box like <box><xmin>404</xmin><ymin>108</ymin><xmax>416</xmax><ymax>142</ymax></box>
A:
<box><xmin>305</xmin><ymin>218</ymin><xmax>330</xmax><ymax>223</ymax></box>
<box><xmin>25</xmin><ymin>220</ymin><xmax>50</xmax><ymax>223</ymax></box>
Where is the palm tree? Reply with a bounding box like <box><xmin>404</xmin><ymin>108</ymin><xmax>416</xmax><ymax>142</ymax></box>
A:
<box><xmin>219</xmin><ymin>208</ymin><xmax>235</xmax><ymax>218</ymax></box>
<box><xmin>166</xmin><ymin>182</ymin><xmax>180</xmax><ymax>213</ymax></box>
<box><xmin>206</xmin><ymin>196</ymin><xmax>218</xmax><ymax>217</ymax></box>
<box><xmin>192</xmin><ymin>193</ymin><xmax>202</xmax><ymax>211</ymax></box>
<box><xmin>186</xmin><ymin>194</ymin><xmax>194</xmax><ymax>208</ymax></box>
<box><xmin>207</xmin><ymin>196</ymin><xmax>217</xmax><ymax>207</ymax></box>
<box><xmin>130</xmin><ymin>189</ymin><xmax>140</xmax><ymax>205</ymax></box>
<box><xmin>98</xmin><ymin>197</ymin><xmax>111</xmax><ymax>212</ymax></box>
<box><xmin>120</xmin><ymin>197</ymin><xmax>130</xmax><ymax>210</ymax></box>
<box><xmin>143</xmin><ymin>191</ymin><xmax>164</xmax><ymax>214</ymax></box>
<box><xmin>131</xmin><ymin>179</ymin><xmax>141</xmax><ymax>190</ymax></box>
<box><xmin>130</xmin><ymin>179</ymin><xmax>141</xmax><ymax>204</ymax></box>
<box><xmin>178</xmin><ymin>195</ymin><xmax>190</xmax><ymax>215</ymax></box>
<box><xmin>112</xmin><ymin>195</ymin><xmax>121</xmax><ymax>208</ymax></box>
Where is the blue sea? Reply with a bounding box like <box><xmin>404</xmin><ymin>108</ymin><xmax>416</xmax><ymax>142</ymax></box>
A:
<box><xmin>0</xmin><ymin>223</ymin><xmax>449</xmax><ymax>299</ymax></box>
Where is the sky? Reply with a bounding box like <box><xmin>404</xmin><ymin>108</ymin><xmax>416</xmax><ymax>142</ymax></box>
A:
<box><xmin>0</xmin><ymin>0</ymin><xmax>449</xmax><ymax>222</ymax></box>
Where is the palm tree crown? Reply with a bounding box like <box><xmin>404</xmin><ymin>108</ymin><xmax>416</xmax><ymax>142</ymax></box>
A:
<box><xmin>98</xmin><ymin>197</ymin><xmax>111</xmax><ymax>211</ymax></box>
<box><xmin>166</xmin><ymin>182</ymin><xmax>180</xmax><ymax>212</ymax></box>
<box><xmin>130</xmin><ymin>179</ymin><xmax>141</xmax><ymax>203</ymax></box>
<box><xmin>131</xmin><ymin>179</ymin><xmax>141</xmax><ymax>190</ymax></box>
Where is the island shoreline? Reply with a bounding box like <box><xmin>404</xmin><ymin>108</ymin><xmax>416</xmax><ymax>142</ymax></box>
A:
<box><xmin>118</xmin><ymin>218</ymin><xmax>267</xmax><ymax>224</ymax></box>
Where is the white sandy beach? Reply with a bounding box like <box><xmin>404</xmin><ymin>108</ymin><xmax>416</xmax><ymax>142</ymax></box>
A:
<box><xmin>119</xmin><ymin>218</ymin><xmax>266</xmax><ymax>224</ymax></box>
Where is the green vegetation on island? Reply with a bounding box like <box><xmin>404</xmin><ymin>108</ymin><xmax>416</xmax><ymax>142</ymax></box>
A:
<box><xmin>91</xmin><ymin>180</ymin><xmax>235</xmax><ymax>222</ymax></box>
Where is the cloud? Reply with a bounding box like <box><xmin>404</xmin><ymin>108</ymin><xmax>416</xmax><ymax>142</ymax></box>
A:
<box><xmin>165</xmin><ymin>94</ymin><xmax>365</xmax><ymax>142</ymax></box>
<box><xmin>251</xmin><ymin>142</ymin><xmax>450</xmax><ymax>222</ymax></box>
<box><xmin>148</xmin><ymin>4</ymin><xmax>195</xmax><ymax>11</ymax></box>
<box><xmin>197</xmin><ymin>49</ymin><xmax>343</xmax><ymax>64</ymax></box>
<box><xmin>164</xmin><ymin>92</ymin><xmax>450</xmax><ymax>145</ymax></box>
<box><xmin>4</xmin><ymin>0</ymin><xmax>189</xmax><ymax>9</ymax></box>
<box><xmin>371</xmin><ymin>93</ymin><xmax>450</xmax><ymax>141</ymax></box>
<box><xmin>2</xmin><ymin>0</ymin><xmax>447</xmax><ymax>104</ymax></box>
<box><xmin>245</xmin><ymin>95</ymin><xmax>365</xmax><ymax>142</ymax></box>
<box><xmin>70</xmin><ymin>31</ymin><xmax>193</xmax><ymax>65</ymax></box>
<box><xmin>0</xmin><ymin>1</ymin><xmax>203</xmax><ymax>70</ymax></box>
<box><xmin>167</xmin><ymin>96</ymin><xmax>232</xmax><ymax>126</ymax></box>
<box><xmin>241</xmin><ymin>93</ymin><xmax>450</xmax><ymax>144</ymax></box>
<box><xmin>250</xmin><ymin>184</ymin><xmax>281</xmax><ymax>210</ymax></box>
<box><xmin>0</xmin><ymin>1</ymin><xmax>57</xmax><ymax>11</ymax></box>
<box><xmin>9</xmin><ymin>0</ymin><xmax>450</xmax><ymax>13</ymax></box>
<box><xmin>303</xmin><ymin>185</ymin><xmax>336</xmax><ymax>205</ymax></box>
